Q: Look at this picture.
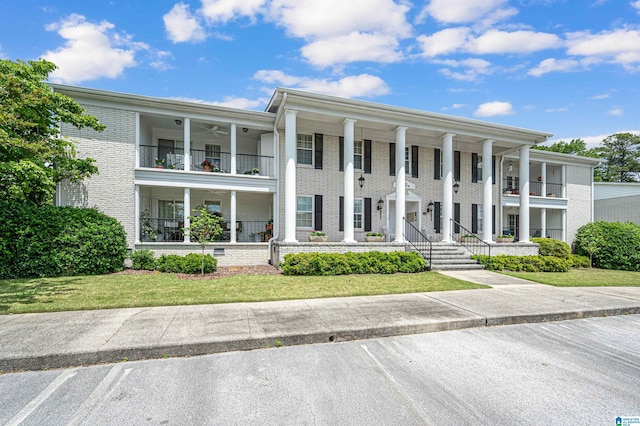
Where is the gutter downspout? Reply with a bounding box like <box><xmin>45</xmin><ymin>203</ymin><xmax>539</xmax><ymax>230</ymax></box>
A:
<box><xmin>268</xmin><ymin>92</ymin><xmax>287</xmax><ymax>265</ymax></box>
<box><xmin>499</xmin><ymin>155</ymin><xmax>504</xmax><ymax>236</ymax></box>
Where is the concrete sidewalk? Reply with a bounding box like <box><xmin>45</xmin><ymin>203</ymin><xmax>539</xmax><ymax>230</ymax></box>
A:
<box><xmin>1</xmin><ymin>271</ymin><xmax>640</xmax><ymax>372</ymax></box>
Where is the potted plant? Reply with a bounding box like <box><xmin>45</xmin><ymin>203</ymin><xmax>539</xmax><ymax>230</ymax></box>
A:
<box><xmin>249</xmin><ymin>232</ymin><xmax>264</xmax><ymax>242</ymax></box>
<box><xmin>496</xmin><ymin>235</ymin><xmax>514</xmax><ymax>243</ymax></box>
<box><xmin>308</xmin><ymin>230</ymin><xmax>327</xmax><ymax>242</ymax></box>
<box><xmin>365</xmin><ymin>232</ymin><xmax>384</xmax><ymax>242</ymax></box>
<box><xmin>155</xmin><ymin>158</ymin><xmax>165</xmax><ymax>169</ymax></box>
<box><xmin>266</xmin><ymin>218</ymin><xmax>274</xmax><ymax>231</ymax></box>
<box><xmin>156</xmin><ymin>229</ymin><xmax>164</xmax><ymax>242</ymax></box>
<box><xmin>201</xmin><ymin>160</ymin><xmax>212</xmax><ymax>172</ymax></box>
<box><xmin>459</xmin><ymin>234</ymin><xmax>476</xmax><ymax>243</ymax></box>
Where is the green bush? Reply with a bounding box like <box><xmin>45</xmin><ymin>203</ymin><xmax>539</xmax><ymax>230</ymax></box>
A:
<box><xmin>531</xmin><ymin>238</ymin><xmax>570</xmax><ymax>258</ymax></box>
<box><xmin>473</xmin><ymin>255</ymin><xmax>571</xmax><ymax>272</ymax></box>
<box><xmin>0</xmin><ymin>200</ymin><xmax>127</xmax><ymax>278</ymax></box>
<box><xmin>574</xmin><ymin>221</ymin><xmax>640</xmax><ymax>271</ymax></box>
<box><xmin>130</xmin><ymin>249</ymin><xmax>156</xmax><ymax>270</ymax></box>
<box><xmin>280</xmin><ymin>251</ymin><xmax>426</xmax><ymax>276</ymax></box>
<box><xmin>155</xmin><ymin>253</ymin><xmax>217</xmax><ymax>274</ymax></box>
<box><xmin>570</xmin><ymin>254</ymin><xmax>591</xmax><ymax>268</ymax></box>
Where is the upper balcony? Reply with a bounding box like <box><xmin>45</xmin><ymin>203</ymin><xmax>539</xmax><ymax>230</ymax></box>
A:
<box><xmin>502</xmin><ymin>179</ymin><xmax>563</xmax><ymax>198</ymax></box>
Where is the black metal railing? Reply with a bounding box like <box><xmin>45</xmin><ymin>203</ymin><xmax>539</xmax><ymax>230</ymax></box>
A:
<box><xmin>530</xmin><ymin>228</ymin><xmax>563</xmax><ymax>240</ymax></box>
<box><xmin>545</xmin><ymin>182</ymin><xmax>563</xmax><ymax>198</ymax></box>
<box><xmin>223</xmin><ymin>220</ymin><xmax>271</xmax><ymax>242</ymax></box>
<box><xmin>450</xmin><ymin>219</ymin><xmax>491</xmax><ymax>258</ymax></box>
<box><xmin>502</xmin><ymin>179</ymin><xmax>563</xmax><ymax>198</ymax></box>
<box><xmin>140</xmin><ymin>218</ymin><xmax>272</xmax><ymax>243</ymax></box>
<box><xmin>139</xmin><ymin>145</ymin><xmax>274</xmax><ymax>176</ymax></box>
<box><xmin>403</xmin><ymin>218</ymin><xmax>432</xmax><ymax>270</ymax></box>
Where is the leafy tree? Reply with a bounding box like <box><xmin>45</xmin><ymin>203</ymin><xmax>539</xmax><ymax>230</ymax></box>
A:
<box><xmin>595</xmin><ymin>133</ymin><xmax>640</xmax><ymax>182</ymax></box>
<box><xmin>186</xmin><ymin>207</ymin><xmax>223</xmax><ymax>274</ymax></box>
<box><xmin>0</xmin><ymin>59</ymin><xmax>105</xmax><ymax>205</ymax></box>
<box><xmin>532</xmin><ymin>138</ymin><xmax>599</xmax><ymax>158</ymax></box>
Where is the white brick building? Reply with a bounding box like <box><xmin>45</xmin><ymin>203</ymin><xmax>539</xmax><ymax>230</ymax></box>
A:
<box><xmin>52</xmin><ymin>85</ymin><xmax>600</xmax><ymax>266</ymax></box>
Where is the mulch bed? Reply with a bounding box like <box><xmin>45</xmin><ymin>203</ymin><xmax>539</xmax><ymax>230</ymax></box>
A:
<box><xmin>113</xmin><ymin>265</ymin><xmax>282</xmax><ymax>279</ymax></box>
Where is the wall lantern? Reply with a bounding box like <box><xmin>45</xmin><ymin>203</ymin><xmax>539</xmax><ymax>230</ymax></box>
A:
<box><xmin>453</xmin><ymin>181</ymin><xmax>460</xmax><ymax>194</ymax></box>
<box><xmin>358</xmin><ymin>173</ymin><xmax>365</xmax><ymax>189</ymax></box>
<box><xmin>377</xmin><ymin>198</ymin><xmax>384</xmax><ymax>218</ymax></box>
<box><xmin>175</xmin><ymin>119</ymin><xmax>182</xmax><ymax>126</ymax></box>
<box><xmin>426</xmin><ymin>200</ymin><xmax>434</xmax><ymax>220</ymax></box>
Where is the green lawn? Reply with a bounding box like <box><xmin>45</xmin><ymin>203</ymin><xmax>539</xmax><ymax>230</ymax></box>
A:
<box><xmin>502</xmin><ymin>268</ymin><xmax>640</xmax><ymax>287</ymax></box>
<box><xmin>0</xmin><ymin>271</ymin><xmax>487</xmax><ymax>315</ymax></box>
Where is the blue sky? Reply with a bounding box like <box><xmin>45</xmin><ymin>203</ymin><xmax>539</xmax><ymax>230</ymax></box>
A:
<box><xmin>1</xmin><ymin>0</ymin><xmax>639</xmax><ymax>147</ymax></box>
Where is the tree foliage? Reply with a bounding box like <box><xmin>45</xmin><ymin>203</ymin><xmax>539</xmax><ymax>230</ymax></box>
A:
<box><xmin>532</xmin><ymin>138</ymin><xmax>599</xmax><ymax>158</ymax></box>
<box><xmin>0</xmin><ymin>59</ymin><xmax>105</xmax><ymax>205</ymax></box>
<box><xmin>574</xmin><ymin>221</ymin><xmax>640</xmax><ymax>271</ymax></box>
<box><xmin>186</xmin><ymin>207</ymin><xmax>224</xmax><ymax>274</ymax></box>
<box><xmin>595</xmin><ymin>133</ymin><xmax>640</xmax><ymax>182</ymax></box>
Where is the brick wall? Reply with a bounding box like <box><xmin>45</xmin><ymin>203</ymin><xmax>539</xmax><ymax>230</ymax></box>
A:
<box><xmin>566</xmin><ymin>165</ymin><xmax>593</xmax><ymax>245</ymax></box>
<box><xmin>138</xmin><ymin>243</ymin><xmax>270</xmax><ymax>266</ymax></box>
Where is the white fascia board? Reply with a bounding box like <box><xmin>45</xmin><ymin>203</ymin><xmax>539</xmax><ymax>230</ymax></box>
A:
<box><xmin>502</xmin><ymin>196</ymin><xmax>568</xmax><ymax>209</ymax></box>
<box><xmin>50</xmin><ymin>83</ymin><xmax>275</xmax><ymax>131</ymax></box>
<box><xmin>503</xmin><ymin>150</ymin><xmax>601</xmax><ymax>166</ymax></box>
<box><xmin>134</xmin><ymin>169</ymin><xmax>277</xmax><ymax>192</ymax></box>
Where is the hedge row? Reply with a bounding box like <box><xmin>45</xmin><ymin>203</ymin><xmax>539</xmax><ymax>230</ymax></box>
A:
<box><xmin>531</xmin><ymin>237</ymin><xmax>570</xmax><ymax>258</ymax></box>
<box><xmin>574</xmin><ymin>221</ymin><xmax>640</xmax><ymax>271</ymax></box>
<box><xmin>281</xmin><ymin>251</ymin><xmax>427</xmax><ymax>276</ymax></box>
<box><xmin>0</xmin><ymin>201</ymin><xmax>127</xmax><ymax>278</ymax></box>
<box><xmin>473</xmin><ymin>254</ymin><xmax>590</xmax><ymax>272</ymax></box>
<box><xmin>130</xmin><ymin>249</ymin><xmax>217</xmax><ymax>274</ymax></box>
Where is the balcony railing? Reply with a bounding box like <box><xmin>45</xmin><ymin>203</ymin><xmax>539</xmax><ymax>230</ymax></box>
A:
<box><xmin>140</xmin><ymin>218</ymin><xmax>272</xmax><ymax>243</ymax></box>
<box><xmin>502</xmin><ymin>179</ymin><xmax>563</xmax><ymax>198</ymax></box>
<box><xmin>140</xmin><ymin>145</ymin><xmax>274</xmax><ymax>177</ymax></box>
<box><xmin>530</xmin><ymin>228</ymin><xmax>563</xmax><ymax>240</ymax></box>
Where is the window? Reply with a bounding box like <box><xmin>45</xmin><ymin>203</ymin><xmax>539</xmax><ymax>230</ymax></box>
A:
<box><xmin>354</xmin><ymin>199</ymin><xmax>363</xmax><ymax>229</ymax></box>
<box><xmin>405</xmin><ymin>147</ymin><xmax>410</xmax><ymax>173</ymax></box>
<box><xmin>204</xmin><ymin>200</ymin><xmax>221</xmax><ymax>215</ymax></box>
<box><xmin>354</xmin><ymin>140</ymin><xmax>363</xmax><ymax>170</ymax></box>
<box><xmin>296</xmin><ymin>196</ymin><xmax>313</xmax><ymax>228</ymax></box>
<box><xmin>477</xmin><ymin>204</ymin><xmax>484</xmax><ymax>233</ymax></box>
<box><xmin>297</xmin><ymin>134</ymin><xmax>313</xmax><ymax>165</ymax></box>
<box><xmin>476</xmin><ymin>155</ymin><xmax>483</xmax><ymax>182</ymax></box>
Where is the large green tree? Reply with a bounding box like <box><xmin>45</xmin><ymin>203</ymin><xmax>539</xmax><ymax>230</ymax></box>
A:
<box><xmin>595</xmin><ymin>133</ymin><xmax>640</xmax><ymax>182</ymax></box>
<box><xmin>0</xmin><ymin>59</ymin><xmax>105</xmax><ymax>205</ymax></box>
<box><xmin>532</xmin><ymin>138</ymin><xmax>599</xmax><ymax>157</ymax></box>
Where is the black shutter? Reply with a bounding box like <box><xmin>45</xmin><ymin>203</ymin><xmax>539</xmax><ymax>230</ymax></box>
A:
<box><xmin>472</xmin><ymin>204</ymin><xmax>478</xmax><ymax>233</ymax></box>
<box><xmin>434</xmin><ymin>202</ymin><xmax>441</xmax><ymax>233</ymax></box>
<box><xmin>389</xmin><ymin>143</ymin><xmax>395</xmax><ymax>176</ymax></box>
<box><xmin>364</xmin><ymin>198</ymin><xmax>372</xmax><ymax>232</ymax></box>
<box><xmin>492</xmin><ymin>155</ymin><xmax>496</xmax><ymax>184</ymax></box>
<box><xmin>472</xmin><ymin>153</ymin><xmax>478</xmax><ymax>183</ymax></box>
<box><xmin>454</xmin><ymin>150</ymin><xmax>461</xmax><ymax>182</ymax></box>
<box><xmin>364</xmin><ymin>139</ymin><xmax>372</xmax><ymax>174</ymax></box>
<box><xmin>339</xmin><ymin>137</ymin><xmax>344</xmax><ymax>172</ymax></box>
<box><xmin>454</xmin><ymin>203</ymin><xmax>460</xmax><ymax>234</ymax></box>
<box><xmin>314</xmin><ymin>133</ymin><xmax>323</xmax><ymax>170</ymax></box>
<box><xmin>411</xmin><ymin>145</ymin><xmax>419</xmax><ymax>178</ymax></box>
<box><xmin>492</xmin><ymin>205</ymin><xmax>496</xmax><ymax>235</ymax></box>
<box><xmin>434</xmin><ymin>148</ymin><xmax>441</xmax><ymax>180</ymax></box>
<box><xmin>314</xmin><ymin>195</ymin><xmax>323</xmax><ymax>230</ymax></box>
<box><xmin>339</xmin><ymin>196</ymin><xmax>344</xmax><ymax>232</ymax></box>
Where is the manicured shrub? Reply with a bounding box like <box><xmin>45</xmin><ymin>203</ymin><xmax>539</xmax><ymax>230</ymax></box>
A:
<box><xmin>0</xmin><ymin>200</ymin><xmax>127</xmax><ymax>278</ymax></box>
<box><xmin>130</xmin><ymin>249</ymin><xmax>156</xmax><ymax>270</ymax></box>
<box><xmin>570</xmin><ymin>254</ymin><xmax>591</xmax><ymax>268</ymax></box>
<box><xmin>280</xmin><ymin>251</ymin><xmax>426</xmax><ymax>276</ymax></box>
<box><xmin>155</xmin><ymin>253</ymin><xmax>217</xmax><ymax>274</ymax></box>
<box><xmin>531</xmin><ymin>238</ymin><xmax>570</xmax><ymax>258</ymax></box>
<box><xmin>473</xmin><ymin>255</ymin><xmax>571</xmax><ymax>272</ymax></box>
<box><xmin>574</xmin><ymin>221</ymin><xmax>640</xmax><ymax>271</ymax></box>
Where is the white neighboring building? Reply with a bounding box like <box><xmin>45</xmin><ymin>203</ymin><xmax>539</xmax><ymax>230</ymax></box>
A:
<box><xmin>52</xmin><ymin>84</ymin><xmax>601</xmax><ymax>266</ymax></box>
<box><xmin>594</xmin><ymin>182</ymin><xmax>640</xmax><ymax>224</ymax></box>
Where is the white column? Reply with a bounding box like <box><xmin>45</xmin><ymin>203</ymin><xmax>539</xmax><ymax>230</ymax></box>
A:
<box><xmin>184</xmin><ymin>118</ymin><xmax>191</xmax><ymax>172</ymax></box>
<box><xmin>230</xmin><ymin>190</ymin><xmax>237</xmax><ymax>243</ymax></box>
<box><xmin>562</xmin><ymin>209</ymin><xmax>567</xmax><ymax>242</ymax></box>
<box><xmin>343</xmin><ymin>118</ymin><xmax>357</xmax><ymax>243</ymax></box>
<box><xmin>441</xmin><ymin>133</ymin><xmax>455</xmax><ymax>243</ymax></box>
<box><xmin>394</xmin><ymin>126</ymin><xmax>408</xmax><ymax>243</ymax></box>
<box><xmin>135</xmin><ymin>112</ymin><xmax>140</xmax><ymax>168</ymax></box>
<box><xmin>541</xmin><ymin>208</ymin><xmax>547</xmax><ymax>239</ymax></box>
<box><xmin>230</xmin><ymin>124</ymin><xmax>237</xmax><ymax>175</ymax></box>
<box><xmin>183</xmin><ymin>187</ymin><xmax>191</xmax><ymax>243</ymax></box>
<box><xmin>134</xmin><ymin>184</ymin><xmax>140</xmax><ymax>244</ymax></box>
<box><xmin>284</xmin><ymin>110</ymin><xmax>298</xmax><ymax>243</ymax></box>
<box><xmin>482</xmin><ymin>139</ymin><xmax>494</xmax><ymax>242</ymax></box>
<box><xmin>541</xmin><ymin>162</ymin><xmax>547</xmax><ymax>197</ymax></box>
<box><xmin>561</xmin><ymin>164</ymin><xmax>567</xmax><ymax>198</ymax></box>
<box><xmin>519</xmin><ymin>146</ymin><xmax>530</xmax><ymax>243</ymax></box>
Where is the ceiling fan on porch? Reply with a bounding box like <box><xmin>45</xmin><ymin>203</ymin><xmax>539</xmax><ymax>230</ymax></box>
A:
<box><xmin>198</xmin><ymin>124</ymin><xmax>229</xmax><ymax>137</ymax></box>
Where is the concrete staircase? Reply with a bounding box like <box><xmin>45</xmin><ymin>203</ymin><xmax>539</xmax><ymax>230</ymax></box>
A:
<box><xmin>418</xmin><ymin>242</ymin><xmax>484</xmax><ymax>271</ymax></box>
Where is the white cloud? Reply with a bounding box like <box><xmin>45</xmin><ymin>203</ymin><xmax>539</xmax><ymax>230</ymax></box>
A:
<box><xmin>527</xmin><ymin>58</ymin><xmax>583</xmax><ymax>76</ymax></box>
<box><xmin>545</xmin><ymin>107</ymin><xmax>568</xmax><ymax>113</ymax></box>
<box><xmin>608</xmin><ymin>108</ymin><xmax>624</xmax><ymax>116</ymax></box>
<box><xmin>474</xmin><ymin>101</ymin><xmax>515</xmax><ymax>117</ymax></box>
<box><xmin>200</xmin><ymin>0</ymin><xmax>267</xmax><ymax>24</ymax></box>
<box><xmin>420</xmin><ymin>0</ymin><xmax>516</xmax><ymax>25</ymax></box>
<box><xmin>435</xmin><ymin>58</ymin><xmax>492</xmax><ymax>81</ymax></box>
<box><xmin>0</xmin><ymin>44</ymin><xmax>6</xmax><ymax>59</ymax></box>
<box><xmin>301</xmin><ymin>32</ymin><xmax>402</xmax><ymax>67</ymax></box>
<box><xmin>467</xmin><ymin>29</ymin><xmax>562</xmax><ymax>54</ymax></box>
<box><xmin>591</xmin><ymin>93</ymin><xmax>610</xmax><ymax>100</ymax></box>
<box><xmin>163</xmin><ymin>2</ymin><xmax>206</xmax><ymax>43</ymax></box>
<box><xmin>632</xmin><ymin>0</ymin><xmax>640</xmax><ymax>12</ymax></box>
<box><xmin>566</xmin><ymin>28</ymin><xmax>640</xmax><ymax>71</ymax></box>
<box><xmin>43</xmin><ymin>14</ymin><xmax>144</xmax><ymax>83</ymax></box>
<box><xmin>417</xmin><ymin>28</ymin><xmax>470</xmax><ymax>57</ymax></box>
<box><xmin>253</xmin><ymin>70</ymin><xmax>390</xmax><ymax>98</ymax></box>
<box><xmin>168</xmin><ymin>95</ymin><xmax>269</xmax><ymax>110</ymax></box>
<box><xmin>554</xmin><ymin>131</ymin><xmax>640</xmax><ymax>149</ymax></box>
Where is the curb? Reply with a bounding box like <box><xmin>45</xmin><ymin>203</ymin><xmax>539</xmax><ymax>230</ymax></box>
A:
<box><xmin>2</xmin><ymin>308</ymin><xmax>639</xmax><ymax>373</ymax></box>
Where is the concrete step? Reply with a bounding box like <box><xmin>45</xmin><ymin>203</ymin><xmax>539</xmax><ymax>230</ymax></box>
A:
<box><xmin>430</xmin><ymin>263</ymin><xmax>485</xmax><ymax>271</ymax></box>
<box><xmin>430</xmin><ymin>258</ymin><xmax>482</xmax><ymax>265</ymax></box>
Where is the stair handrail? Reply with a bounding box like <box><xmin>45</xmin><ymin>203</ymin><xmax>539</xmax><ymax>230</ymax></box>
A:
<box><xmin>402</xmin><ymin>218</ymin><xmax>433</xmax><ymax>270</ymax></box>
<box><xmin>450</xmin><ymin>218</ymin><xmax>491</xmax><ymax>260</ymax></box>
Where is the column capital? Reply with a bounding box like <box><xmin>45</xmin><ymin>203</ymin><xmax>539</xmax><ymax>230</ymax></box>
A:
<box><xmin>343</xmin><ymin>118</ymin><xmax>357</xmax><ymax>126</ymax></box>
<box><xmin>482</xmin><ymin>139</ymin><xmax>495</xmax><ymax>145</ymax></box>
<box><xmin>442</xmin><ymin>132</ymin><xmax>456</xmax><ymax>139</ymax></box>
<box><xmin>394</xmin><ymin>125</ymin><xmax>408</xmax><ymax>133</ymax></box>
<box><xmin>285</xmin><ymin>109</ymin><xmax>298</xmax><ymax>117</ymax></box>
